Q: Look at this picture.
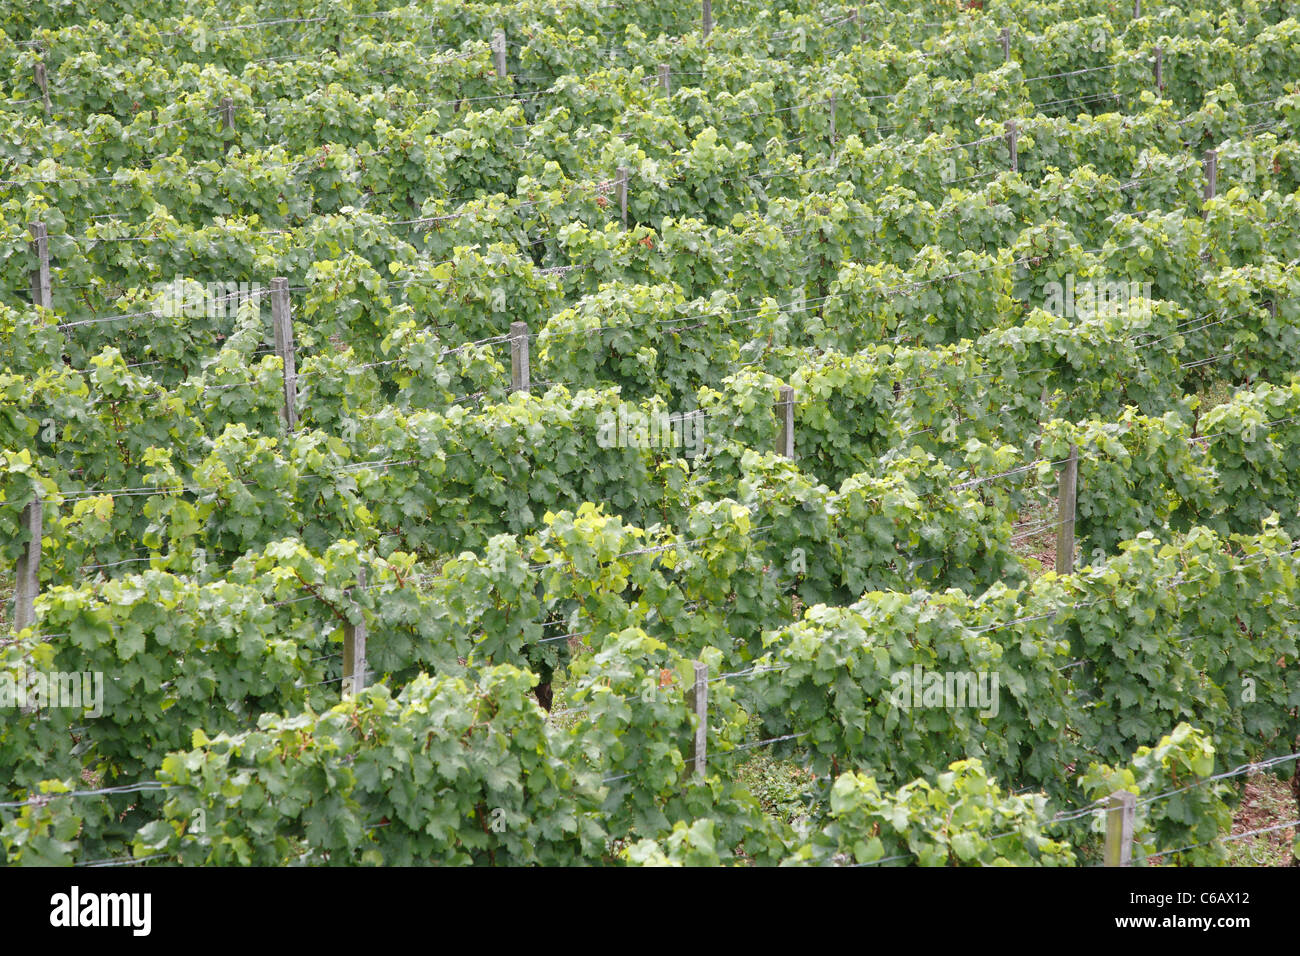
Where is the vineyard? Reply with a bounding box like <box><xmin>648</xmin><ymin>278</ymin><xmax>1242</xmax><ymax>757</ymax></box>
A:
<box><xmin>2</xmin><ymin>0</ymin><xmax>1300</xmax><ymax>868</ymax></box>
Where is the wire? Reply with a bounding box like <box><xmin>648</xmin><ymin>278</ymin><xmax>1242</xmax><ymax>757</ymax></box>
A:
<box><xmin>1145</xmin><ymin>817</ymin><xmax>1300</xmax><ymax>862</ymax></box>
<box><xmin>0</xmin><ymin>780</ymin><xmax>164</xmax><ymax>809</ymax></box>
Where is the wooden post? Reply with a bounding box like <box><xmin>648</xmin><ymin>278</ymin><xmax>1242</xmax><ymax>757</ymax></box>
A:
<box><xmin>658</xmin><ymin>63</ymin><xmax>670</xmax><ymax>95</ymax></box>
<box><xmin>1001</xmin><ymin>27</ymin><xmax>1011</xmax><ymax>63</ymax></box>
<box><xmin>1006</xmin><ymin>120</ymin><xmax>1019</xmax><ymax>173</ymax></box>
<box><xmin>1152</xmin><ymin>46</ymin><xmax>1162</xmax><ymax>90</ymax></box>
<box><xmin>509</xmin><ymin>321</ymin><xmax>530</xmax><ymax>392</ymax></box>
<box><xmin>492</xmin><ymin>29</ymin><xmax>507</xmax><ymax>79</ymax></box>
<box><xmin>342</xmin><ymin>568</ymin><xmax>367</xmax><ymax>698</ymax></box>
<box><xmin>270</xmin><ymin>277</ymin><xmax>298</xmax><ymax>432</ymax></box>
<box><xmin>28</xmin><ymin>222</ymin><xmax>51</xmax><ymax>310</ymax></box>
<box><xmin>702</xmin><ymin>0</ymin><xmax>713</xmax><ymax>39</ymax></box>
<box><xmin>220</xmin><ymin>97</ymin><xmax>235</xmax><ymax>153</ymax></box>
<box><xmin>1203</xmin><ymin>149</ymin><xmax>1218</xmax><ymax>205</ymax></box>
<box><xmin>616</xmin><ymin>165</ymin><xmax>629</xmax><ymax>228</ymax></box>
<box><xmin>1055</xmin><ymin>444</ymin><xmax>1078</xmax><ymax>574</ymax></box>
<box><xmin>34</xmin><ymin>61</ymin><xmax>51</xmax><ymax>114</ymax></box>
<box><xmin>12</xmin><ymin>489</ymin><xmax>42</xmax><ymax>634</ymax></box>
<box><xmin>1103</xmin><ymin>790</ymin><xmax>1136</xmax><ymax>866</ymax></box>
<box><xmin>776</xmin><ymin>386</ymin><xmax>794</xmax><ymax>460</ymax></box>
<box><xmin>1133</xmin><ymin>0</ymin><xmax>1141</xmax><ymax>18</ymax></box>
<box><xmin>828</xmin><ymin>95</ymin><xmax>837</xmax><ymax>145</ymax></box>
<box><xmin>686</xmin><ymin>661</ymin><xmax>708</xmax><ymax>778</ymax></box>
